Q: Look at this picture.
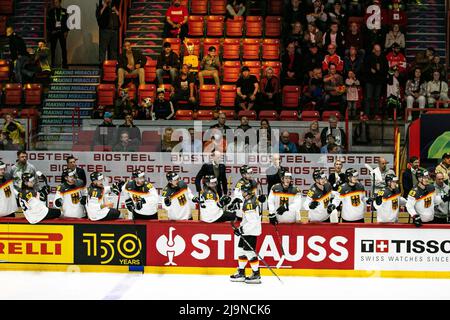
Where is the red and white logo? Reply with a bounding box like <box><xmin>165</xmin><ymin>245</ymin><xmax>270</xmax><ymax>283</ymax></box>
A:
<box><xmin>156</xmin><ymin>227</ymin><xmax>186</xmax><ymax>265</ymax></box>
<box><xmin>375</xmin><ymin>240</ymin><xmax>389</xmax><ymax>253</ymax></box>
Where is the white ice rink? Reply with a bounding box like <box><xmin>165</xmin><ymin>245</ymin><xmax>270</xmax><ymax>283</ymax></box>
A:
<box><xmin>1</xmin><ymin>271</ymin><xmax>450</xmax><ymax>300</ymax></box>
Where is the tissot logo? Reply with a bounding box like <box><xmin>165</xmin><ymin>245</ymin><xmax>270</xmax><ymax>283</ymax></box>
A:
<box><xmin>361</xmin><ymin>239</ymin><xmax>450</xmax><ymax>254</ymax></box>
<box><xmin>361</xmin><ymin>240</ymin><xmax>390</xmax><ymax>253</ymax></box>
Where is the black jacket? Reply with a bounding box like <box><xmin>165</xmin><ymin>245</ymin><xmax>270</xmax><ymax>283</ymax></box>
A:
<box><xmin>195</xmin><ymin>163</ymin><xmax>228</xmax><ymax>197</ymax></box>
<box><xmin>47</xmin><ymin>7</ymin><xmax>69</xmax><ymax>34</ymax></box>
<box><xmin>402</xmin><ymin>168</ymin><xmax>414</xmax><ymax>198</ymax></box>
<box><xmin>8</xmin><ymin>33</ymin><xmax>28</xmax><ymax>61</ymax></box>
<box><xmin>118</xmin><ymin>50</ymin><xmax>147</xmax><ymax>72</ymax></box>
<box><xmin>266</xmin><ymin>165</ymin><xmax>287</xmax><ymax>194</ymax></box>
<box><xmin>60</xmin><ymin>167</ymin><xmax>87</xmax><ymax>187</ymax></box>
<box><xmin>364</xmin><ymin>53</ymin><xmax>388</xmax><ymax>84</ymax></box>
<box><xmin>96</xmin><ymin>2</ymin><xmax>120</xmax><ymax>29</ymax></box>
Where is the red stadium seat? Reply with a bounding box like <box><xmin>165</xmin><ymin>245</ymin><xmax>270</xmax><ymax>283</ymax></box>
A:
<box><xmin>196</xmin><ymin>109</ymin><xmax>214</xmax><ymax>120</ymax></box>
<box><xmin>24</xmin><ymin>83</ymin><xmax>42</xmax><ymax>106</ymax></box>
<box><xmin>222</xmin><ymin>38</ymin><xmax>240</xmax><ymax>60</ymax></box>
<box><xmin>245</xmin><ymin>16</ymin><xmax>263</xmax><ymax>37</ymax></box>
<box><xmin>0</xmin><ymin>59</ymin><xmax>10</xmax><ymax>81</ymax></box>
<box><xmin>183</xmin><ymin>38</ymin><xmax>201</xmax><ymax>57</ymax></box>
<box><xmin>282</xmin><ymin>85</ymin><xmax>300</xmax><ymax>108</ymax></box>
<box><xmin>226</xmin><ymin>16</ymin><xmax>244</xmax><ymax>37</ymax></box>
<box><xmin>219</xmin><ymin>109</ymin><xmax>236</xmax><ymax>120</ymax></box>
<box><xmin>138</xmin><ymin>145</ymin><xmax>161</xmax><ymax>152</ymax></box>
<box><xmin>242</xmin><ymin>38</ymin><xmax>261</xmax><ymax>60</ymax></box>
<box><xmin>144</xmin><ymin>59</ymin><xmax>157</xmax><ymax>83</ymax></box>
<box><xmin>262</xmin><ymin>39</ymin><xmax>280</xmax><ymax>60</ymax></box>
<box><xmin>124</xmin><ymin>82</ymin><xmax>137</xmax><ymax>101</ymax></box>
<box><xmin>238</xmin><ymin>110</ymin><xmax>257</xmax><ymax>120</ymax></box>
<box><xmin>0</xmin><ymin>108</ymin><xmax>18</xmax><ymax>118</ymax></box>
<box><xmin>0</xmin><ymin>16</ymin><xmax>6</xmax><ymax>36</ymax></box>
<box><xmin>199</xmin><ymin>85</ymin><xmax>218</xmax><ymax>108</ymax></box>
<box><xmin>188</xmin><ymin>16</ymin><xmax>205</xmax><ymax>37</ymax></box>
<box><xmin>76</xmin><ymin>131</ymin><xmax>95</xmax><ymax>145</ymax></box>
<box><xmin>210</xmin><ymin>0</ymin><xmax>227</xmax><ymax>15</ymax></box>
<box><xmin>5</xmin><ymin>83</ymin><xmax>22</xmax><ymax>106</ymax></box>
<box><xmin>262</xmin><ymin>61</ymin><xmax>281</xmax><ymax>79</ymax></box>
<box><xmin>190</xmin><ymin>0</ymin><xmax>208</xmax><ymax>15</ymax></box>
<box><xmin>138</xmin><ymin>84</ymin><xmax>156</xmax><ymax>104</ymax></box>
<box><xmin>0</xmin><ymin>0</ymin><xmax>13</xmax><ymax>14</ymax></box>
<box><xmin>219</xmin><ymin>85</ymin><xmax>237</xmax><ymax>108</ymax></box>
<box><xmin>322</xmin><ymin>110</ymin><xmax>342</xmax><ymax>121</ymax></box>
<box><xmin>72</xmin><ymin>145</ymin><xmax>91</xmax><ymax>152</ymax></box>
<box><xmin>162</xmin><ymin>84</ymin><xmax>173</xmax><ymax>100</ymax></box>
<box><xmin>280</xmin><ymin>110</ymin><xmax>298</xmax><ymax>121</ymax></box>
<box><xmin>163</xmin><ymin>38</ymin><xmax>181</xmax><ymax>56</ymax></box>
<box><xmin>202</xmin><ymin>38</ymin><xmax>220</xmax><ymax>57</ymax></box>
<box><xmin>300</xmin><ymin>110</ymin><xmax>320</xmax><ymax>121</ymax></box>
<box><xmin>19</xmin><ymin>108</ymin><xmax>40</xmax><ymax>118</ymax></box>
<box><xmin>265</xmin><ymin>16</ymin><xmax>282</xmax><ymax>37</ymax></box>
<box><xmin>93</xmin><ymin>145</ymin><xmax>113</xmax><ymax>152</ymax></box>
<box><xmin>242</xmin><ymin>61</ymin><xmax>261</xmax><ymax>80</ymax></box>
<box><xmin>267</xmin><ymin>0</ymin><xmax>283</xmax><ymax>15</ymax></box>
<box><xmin>258</xmin><ymin>110</ymin><xmax>278</xmax><ymax>120</ymax></box>
<box><xmin>102</xmin><ymin>60</ymin><xmax>118</xmax><ymax>82</ymax></box>
<box><xmin>206</xmin><ymin>16</ymin><xmax>224</xmax><ymax>37</ymax></box>
<box><xmin>289</xmin><ymin>132</ymin><xmax>299</xmax><ymax>145</ymax></box>
<box><xmin>175</xmin><ymin>109</ymin><xmax>194</xmax><ymax>120</ymax></box>
<box><xmin>97</xmin><ymin>84</ymin><xmax>116</xmax><ymax>106</ymax></box>
<box><xmin>142</xmin><ymin>131</ymin><xmax>161</xmax><ymax>145</ymax></box>
<box><xmin>222</xmin><ymin>61</ymin><xmax>241</xmax><ymax>83</ymax></box>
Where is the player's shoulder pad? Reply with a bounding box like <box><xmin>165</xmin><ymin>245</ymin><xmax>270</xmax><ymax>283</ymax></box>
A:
<box><xmin>408</xmin><ymin>188</ymin><xmax>417</xmax><ymax>198</ymax></box>
<box><xmin>75</xmin><ymin>179</ymin><xmax>84</xmax><ymax>188</ymax></box>
<box><xmin>377</xmin><ymin>190</ymin><xmax>385</xmax><ymax>197</ymax></box>
<box><xmin>236</xmin><ymin>180</ymin><xmax>243</xmax><ymax>189</ymax></box>
<box><xmin>4</xmin><ymin>173</ymin><xmax>14</xmax><ymax>181</ymax></box>
<box><xmin>356</xmin><ymin>183</ymin><xmax>365</xmax><ymax>191</ymax></box>
<box><xmin>426</xmin><ymin>184</ymin><xmax>435</xmax><ymax>193</ymax></box>
<box><xmin>146</xmin><ymin>182</ymin><xmax>154</xmax><ymax>190</ymax></box>
<box><xmin>293</xmin><ymin>186</ymin><xmax>301</xmax><ymax>194</ymax></box>
<box><xmin>125</xmin><ymin>180</ymin><xmax>135</xmax><ymax>190</ymax></box>
<box><xmin>307</xmin><ymin>189</ymin><xmax>315</xmax><ymax>198</ymax></box>
<box><xmin>178</xmin><ymin>180</ymin><xmax>187</xmax><ymax>189</ymax></box>
<box><xmin>271</xmin><ymin>183</ymin><xmax>282</xmax><ymax>192</ymax></box>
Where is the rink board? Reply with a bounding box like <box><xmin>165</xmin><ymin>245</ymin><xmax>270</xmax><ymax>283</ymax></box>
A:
<box><xmin>1</xmin><ymin>219</ymin><xmax>450</xmax><ymax>279</ymax></box>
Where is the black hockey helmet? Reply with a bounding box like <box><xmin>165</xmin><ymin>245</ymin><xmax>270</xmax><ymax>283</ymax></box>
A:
<box><xmin>415</xmin><ymin>169</ymin><xmax>429</xmax><ymax>180</ymax></box>
<box><xmin>240</xmin><ymin>165</ymin><xmax>253</xmax><ymax>176</ymax></box>
<box><xmin>62</xmin><ymin>168</ymin><xmax>77</xmax><ymax>180</ymax></box>
<box><xmin>90</xmin><ymin>171</ymin><xmax>104</xmax><ymax>182</ymax></box>
<box><xmin>132</xmin><ymin>169</ymin><xmax>145</xmax><ymax>179</ymax></box>
<box><xmin>166</xmin><ymin>171</ymin><xmax>180</xmax><ymax>182</ymax></box>
<box><xmin>204</xmin><ymin>175</ymin><xmax>218</xmax><ymax>187</ymax></box>
<box><xmin>22</xmin><ymin>172</ymin><xmax>35</xmax><ymax>185</ymax></box>
<box><xmin>313</xmin><ymin>169</ymin><xmax>327</xmax><ymax>181</ymax></box>
<box><xmin>345</xmin><ymin>168</ymin><xmax>358</xmax><ymax>179</ymax></box>
<box><xmin>385</xmin><ymin>173</ymin><xmax>398</xmax><ymax>185</ymax></box>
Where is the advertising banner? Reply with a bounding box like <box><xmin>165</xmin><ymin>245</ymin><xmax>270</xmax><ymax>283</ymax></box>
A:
<box><xmin>74</xmin><ymin>224</ymin><xmax>146</xmax><ymax>266</ymax></box>
<box><xmin>0</xmin><ymin>224</ymin><xmax>74</xmax><ymax>264</ymax></box>
<box><xmin>420</xmin><ymin>114</ymin><xmax>450</xmax><ymax>166</ymax></box>
<box><xmin>146</xmin><ymin>222</ymin><xmax>354</xmax><ymax>270</ymax></box>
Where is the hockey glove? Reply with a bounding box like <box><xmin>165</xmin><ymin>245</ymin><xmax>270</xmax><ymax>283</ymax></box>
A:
<box><xmin>54</xmin><ymin>198</ymin><xmax>63</xmax><ymax>208</ymax></box>
<box><xmin>269</xmin><ymin>212</ymin><xmax>278</xmax><ymax>225</ymax></box>
<box><xmin>136</xmin><ymin>198</ymin><xmax>146</xmax><ymax>210</ymax></box>
<box><xmin>375</xmin><ymin>195</ymin><xmax>383</xmax><ymax>206</ymax></box>
<box><xmin>117</xmin><ymin>180</ymin><xmax>126</xmax><ymax>190</ymax></box>
<box><xmin>192</xmin><ymin>196</ymin><xmax>200</xmax><ymax>203</ymax></box>
<box><xmin>80</xmin><ymin>196</ymin><xmax>87</xmax><ymax>206</ymax></box>
<box><xmin>164</xmin><ymin>197</ymin><xmax>172</xmax><ymax>207</ymax></box>
<box><xmin>413</xmin><ymin>214</ymin><xmax>422</xmax><ymax>228</ymax></box>
<box><xmin>276</xmin><ymin>204</ymin><xmax>288</xmax><ymax>215</ymax></box>
<box><xmin>218</xmin><ymin>195</ymin><xmax>232</xmax><ymax>208</ymax></box>
<box><xmin>125</xmin><ymin>198</ymin><xmax>135</xmax><ymax>212</ymax></box>
<box><xmin>39</xmin><ymin>192</ymin><xmax>47</xmax><ymax>202</ymax></box>
<box><xmin>327</xmin><ymin>204</ymin><xmax>336</xmax><ymax>214</ymax></box>
<box><xmin>258</xmin><ymin>194</ymin><xmax>267</xmax><ymax>203</ymax></box>
<box><xmin>229</xmin><ymin>198</ymin><xmax>243</xmax><ymax>211</ymax></box>
<box><xmin>110</xmin><ymin>183</ymin><xmax>121</xmax><ymax>195</ymax></box>
<box><xmin>40</xmin><ymin>185</ymin><xmax>50</xmax><ymax>196</ymax></box>
<box><xmin>441</xmin><ymin>192</ymin><xmax>450</xmax><ymax>203</ymax></box>
<box><xmin>309</xmin><ymin>201</ymin><xmax>319</xmax><ymax>210</ymax></box>
<box><xmin>233</xmin><ymin>226</ymin><xmax>244</xmax><ymax>237</ymax></box>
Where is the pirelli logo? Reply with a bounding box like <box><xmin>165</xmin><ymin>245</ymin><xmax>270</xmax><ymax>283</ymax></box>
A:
<box><xmin>0</xmin><ymin>225</ymin><xmax>74</xmax><ymax>264</ymax></box>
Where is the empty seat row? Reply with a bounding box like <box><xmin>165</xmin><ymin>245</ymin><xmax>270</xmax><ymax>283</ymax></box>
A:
<box><xmin>1</xmin><ymin>83</ymin><xmax>43</xmax><ymax>106</ymax></box>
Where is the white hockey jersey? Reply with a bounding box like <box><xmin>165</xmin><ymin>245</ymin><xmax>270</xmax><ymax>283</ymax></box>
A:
<box><xmin>332</xmin><ymin>183</ymin><xmax>367</xmax><ymax>221</ymax></box>
<box><xmin>0</xmin><ymin>174</ymin><xmax>18</xmax><ymax>216</ymax></box>
<box><xmin>86</xmin><ymin>185</ymin><xmax>116</xmax><ymax>221</ymax></box>
<box><xmin>232</xmin><ymin>178</ymin><xmax>258</xmax><ymax>218</ymax></box>
<box><xmin>268</xmin><ymin>183</ymin><xmax>302</xmax><ymax>223</ymax></box>
<box><xmin>54</xmin><ymin>180</ymin><xmax>87</xmax><ymax>218</ymax></box>
<box><xmin>240</xmin><ymin>195</ymin><xmax>262</xmax><ymax>236</ymax></box>
<box><xmin>123</xmin><ymin>180</ymin><xmax>159</xmax><ymax>217</ymax></box>
<box><xmin>161</xmin><ymin>181</ymin><xmax>194</xmax><ymax>220</ymax></box>
<box><xmin>18</xmin><ymin>188</ymin><xmax>48</xmax><ymax>224</ymax></box>
<box><xmin>303</xmin><ymin>182</ymin><xmax>333</xmax><ymax>222</ymax></box>
<box><xmin>373</xmin><ymin>187</ymin><xmax>406</xmax><ymax>223</ymax></box>
<box><xmin>199</xmin><ymin>188</ymin><xmax>223</xmax><ymax>223</ymax></box>
<box><xmin>406</xmin><ymin>185</ymin><xmax>443</xmax><ymax>222</ymax></box>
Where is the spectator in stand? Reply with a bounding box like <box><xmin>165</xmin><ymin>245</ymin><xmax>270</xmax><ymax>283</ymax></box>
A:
<box><xmin>235</xmin><ymin>115</ymin><xmax>253</xmax><ymax>147</ymax></box>
<box><xmin>429</xmin><ymin>55</ymin><xmax>447</xmax><ymax>82</ymax></box>
<box><xmin>92</xmin><ymin>112</ymin><xmax>117</xmax><ymax>148</ymax></box>
<box><xmin>181</xmin><ymin>127</ymin><xmax>202</xmax><ymax>154</ymax></box>
<box><xmin>151</xmin><ymin>88</ymin><xmax>175</xmax><ymax>120</ymax></box>
<box><xmin>281</xmin><ymin>42</ymin><xmax>302</xmax><ymax>85</ymax></box>
<box><xmin>92</xmin><ymin>105</ymin><xmax>106</xmax><ymax>119</ymax></box>
<box><xmin>302</xmin><ymin>67</ymin><xmax>325</xmax><ymax>110</ymax></box>
<box><xmin>0</xmin><ymin>131</ymin><xmax>15</xmax><ymax>150</ymax></box>
<box><xmin>236</xmin><ymin>66</ymin><xmax>259</xmax><ymax>111</ymax></box>
<box><xmin>435</xmin><ymin>152</ymin><xmax>450</xmax><ymax>184</ymax></box>
<box><xmin>236</xmin><ymin>115</ymin><xmax>252</xmax><ymax>133</ymax></box>
<box><xmin>346</xmin><ymin>0</ymin><xmax>363</xmax><ymax>17</ymax></box>
<box><xmin>344</xmin><ymin>46</ymin><xmax>363</xmax><ymax>79</ymax></box>
<box><xmin>405</xmin><ymin>68</ymin><xmax>426</xmax><ymax>120</ymax></box>
<box><xmin>385</xmin><ymin>42</ymin><xmax>406</xmax><ymax>77</ymax></box>
<box><xmin>260</xmin><ymin>67</ymin><xmax>281</xmax><ymax>110</ymax></box>
<box><xmin>195</xmin><ymin>151</ymin><xmax>228</xmax><ymax>197</ymax></box>
<box><xmin>113</xmin><ymin>131</ymin><xmax>139</xmax><ymax>152</ymax></box>
<box><xmin>118</xmin><ymin>114</ymin><xmax>141</xmax><ymax>145</ymax></box>
<box><xmin>171</xmin><ymin>64</ymin><xmax>196</xmax><ymax>110</ymax></box>
<box><xmin>402</xmin><ymin>156</ymin><xmax>420</xmax><ymax>198</ymax></box>
<box><xmin>321</xmin><ymin>134</ymin><xmax>342</xmax><ymax>153</ymax></box>
<box><xmin>6</xmin><ymin>26</ymin><xmax>32</xmax><ymax>84</ymax></box>
<box><xmin>47</xmin><ymin>0</ymin><xmax>69</xmax><ymax>69</ymax></box>
<box><xmin>426</xmin><ymin>71</ymin><xmax>449</xmax><ymax>108</ymax></box>
<box><xmin>266</xmin><ymin>153</ymin><xmax>288</xmax><ymax>193</ymax></box>
<box><xmin>322</xmin><ymin>22</ymin><xmax>346</xmax><ymax>56</ymax></box>
<box><xmin>304</xmin><ymin>22</ymin><xmax>323</xmax><ymax>50</ymax></box>
<box><xmin>96</xmin><ymin>0</ymin><xmax>120</xmax><ymax>64</ymax></box>
<box><xmin>284</xmin><ymin>0</ymin><xmax>308</xmax><ymax>32</ymax></box>
<box><xmin>411</xmin><ymin>48</ymin><xmax>434</xmax><ymax>81</ymax></box>
<box><xmin>307</xmin><ymin>120</ymin><xmax>322</xmax><ymax>147</ymax></box>
<box><xmin>320</xmin><ymin>115</ymin><xmax>346</xmax><ymax>150</ymax></box>
<box><xmin>306</xmin><ymin>0</ymin><xmax>328</xmax><ymax>32</ymax></box>
<box><xmin>386</xmin><ymin>66</ymin><xmax>401</xmax><ymax>120</ymax></box>
<box><xmin>226</xmin><ymin>0</ymin><xmax>246</xmax><ymax>19</ymax></box>
<box><xmin>384</xmin><ymin>24</ymin><xmax>405</xmax><ymax>51</ymax></box>
<box><xmin>327</xmin><ymin>1</ymin><xmax>347</xmax><ymax>29</ymax></box>
<box><xmin>345</xmin><ymin>70</ymin><xmax>361</xmax><ymax>119</ymax></box>
<box><xmin>323</xmin><ymin>63</ymin><xmax>346</xmax><ymax>115</ymax></box>
<box><xmin>9</xmin><ymin>150</ymin><xmax>37</xmax><ymax>191</ymax></box>
<box><xmin>161</xmin><ymin>127</ymin><xmax>177</xmax><ymax>152</ymax></box>
<box><xmin>162</xmin><ymin>0</ymin><xmax>188</xmax><ymax>40</ymax></box>
<box><xmin>322</xmin><ymin>44</ymin><xmax>344</xmax><ymax>73</ymax></box>
<box><xmin>284</xmin><ymin>21</ymin><xmax>305</xmax><ymax>54</ymax></box>
<box><xmin>363</xmin><ymin>44</ymin><xmax>388</xmax><ymax>119</ymax></box>
<box><xmin>327</xmin><ymin>143</ymin><xmax>341</xmax><ymax>154</ymax></box>
<box><xmin>365</xmin><ymin>28</ymin><xmax>385</xmax><ymax>53</ymax></box>
<box><xmin>210</xmin><ymin>112</ymin><xmax>232</xmax><ymax>139</ymax></box>
<box><xmin>328</xmin><ymin>158</ymin><xmax>345</xmax><ymax>190</ymax></box>
<box><xmin>31</xmin><ymin>41</ymin><xmax>52</xmax><ymax>75</ymax></box>
<box><xmin>2</xmin><ymin>113</ymin><xmax>25</xmax><ymax>150</ymax></box>
<box><xmin>198</xmin><ymin>46</ymin><xmax>221</xmax><ymax>87</ymax></box>
<box><xmin>156</xmin><ymin>42</ymin><xmax>180</xmax><ymax>87</ymax></box>
<box><xmin>299</xmin><ymin>132</ymin><xmax>320</xmax><ymax>153</ymax></box>
<box><xmin>117</xmin><ymin>41</ymin><xmax>147</xmax><ymax>89</ymax></box>
<box><xmin>61</xmin><ymin>155</ymin><xmax>87</xmax><ymax>187</ymax></box>
<box><xmin>257</xmin><ymin>119</ymin><xmax>273</xmax><ymax>153</ymax></box>
<box><xmin>279</xmin><ymin>130</ymin><xmax>298</xmax><ymax>154</ymax></box>
<box><xmin>182</xmin><ymin>39</ymin><xmax>199</xmax><ymax>75</ymax></box>
<box><xmin>302</xmin><ymin>43</ymin><xmax>324</xmax><ymax>81</ymax></box>
<box><xmin>344</xmin><ymin>22</ymin><xmax>364</xmax><ymax>55</ymax></box>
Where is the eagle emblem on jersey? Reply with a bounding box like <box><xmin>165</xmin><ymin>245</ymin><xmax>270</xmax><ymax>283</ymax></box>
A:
<box><xmin>132</xmin><ymin>194</ymin><xmax>141</xmax><ymax>203</ymax></box>
<box><xmin>424</xmin><ymin>196</ymin><xmax>432</xmax><ymax>208</ymax></box>
<box><xmin>392</xmin><ymin>198</ymin><xmax>398</xmax><ymax>210</ymax></box>
<box><xmin>351</xmin><ymin>195</ymin><xmax>360</xmax><ymax>207</ymax></box>
<box><xmin>178</xmin><ymin>194</ymin><xmax>187</xmax><ymax>206</ymax></box>
<box><xmin>71</xmin><ymin>192</ymin><xmax>80</xmax><ymax>204</ymax></box>
<box><xmin>3</xmin><ymin>185</ymin><xmax>11</xmax><ymax>198</ymax></box>
<box><xmin>307</xmin><ymin>190</ymin><xmax>314</xmax><ymax>198</ymax></box>
<box><xmin>323</xmin><ymin>196</ymin><xmax>330</xmax><ymax>208</ymax></box>
<box><xmin>279</xmin><ymin>196</ymin><xmax>289</xmax><ymax>207</ymax></box>
<box><xmin>409</xmin><ymin>190</ymin><xmax>416</xmax><ymax>197</ymax></box>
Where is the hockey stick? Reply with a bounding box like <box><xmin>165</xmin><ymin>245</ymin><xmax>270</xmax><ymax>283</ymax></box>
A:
<box><xmin>231</xmin><ymin>220</ymin><xmax>283</xmax><ymax>283</ymax></box>
<box><xmin>273</xmin><ymin>223</ymin><xmax>286</xmax><ymax>269</ymax></box>
<box><xmin>364</xmin><ymin>164</ymin><xmax>376</xmax><ymax>223</ymax></box>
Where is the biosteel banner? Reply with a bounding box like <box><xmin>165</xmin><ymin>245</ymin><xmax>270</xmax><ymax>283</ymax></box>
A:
<box><xmin>146</xmin><ymin>222</ymin><xmax>354</xmax><ymax>270</ymax></box>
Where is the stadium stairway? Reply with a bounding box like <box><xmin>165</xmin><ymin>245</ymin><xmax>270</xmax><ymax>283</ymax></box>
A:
<box><xmin>125</xmin><ymin>0</ymin><xmax>169</xmax><ymax>61</ymax></box>
<box><xmin>36</xmin><ymin>69</ymin><xmax>100</xmax><ymax>150</ymax></box>
<box><xmin>406</xmin><ymin>0</ymin><xmax>447</xmax><ymax>63</ymax></box>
